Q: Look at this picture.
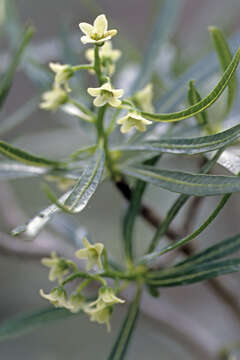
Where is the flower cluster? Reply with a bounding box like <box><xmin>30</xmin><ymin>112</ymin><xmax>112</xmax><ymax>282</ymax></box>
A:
<box><xmin>40</xmin><ymin>238</ymin><xmax>124</xmax><ymax>330</ymax></box>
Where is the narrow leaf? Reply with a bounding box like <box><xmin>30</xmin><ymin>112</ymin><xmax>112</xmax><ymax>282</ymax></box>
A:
<box><xmin>0</xmin><ymin>26</ymin><xmax>34</xmax><ymax>107</ymax></box>
<box><xmin>116</xmin><ymin>122</ymin><xmax>240</xmax><ymax>155</ymax></box>
<box><xmin>141</xmin><ymin>47</ymin><xmax>240</xmax><ymax>122</ymax></box>
<box><xmin>209</xmin><ymin>26</ymin><xmax>237</xmax><ymax>113</ymax></box>
<box><xmin>0</xmin><ymin>307</ymin><xmax>81</xmax><ymax>341</ymax></box>
<box><xmin>188</xmin><ymin>80</ymin><xmax>211</xmax><ymax>132</ymax></box>
<box><xmin>146</xmin><ymin>259</ymin><xmax>240</xmax><ymax>287</ymax></box>
<box><xmin>0</xmin><ymin>141</ymin><xmax>66</xmax><ymax>168</ymax></box>
<box><xmin>122</xmin><ymin>164</ymin><xmax>240</xmax><ymax>196</ymax></box>
<box><xmin>12</xmin><ymin>148</ymin><xmax>104</xmax><ymax>238</ymax></box>
<box><xmin>177</xmin><ymin>232</ymin><xmax>240</xmax><ymax>267</ymax></box>
<box><xmin>107</xmin><ymin>286</ymin><xmax>142</xmax><ymax>360</ymax></box>
<box><xmin>0</xmin><ymin>162</ymin><xmax>48</xmax><ymax>180</ymax></box>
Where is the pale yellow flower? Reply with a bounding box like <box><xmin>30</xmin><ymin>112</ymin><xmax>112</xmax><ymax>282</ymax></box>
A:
<box><xmin>40</xmin><ymin>87</ymin><xmax>68</xmax><ymax>111</ymax></box>
<box><xmin>79</xmin><ymin>14</ymin><xmax>117</xmax><ymax>45</ymax></box>
<box><xmin>41</xmin><ymin>252</ymin><xmax>69</xmax><ymax>283</ymax></box>
<box><xmin>88</xmin><ymin>82</ymin><xmax>123</xmax><ymax>107</ymax></box>
<box><xmin>88</xmin><ymin>287</ymin><xmax>125</xmax><ymax>308</ymax></box>
<box><xmin>49</xmin><ymin>62</ymin><xmax>74</xmax><ymax>92</ymax></box>
<box><xmin>85</xmin><ymin>41</ymin><xmax>121</xmax><ymax>75</ymax></box>
<box><xmin>85</xmin><ymin>302</ymin><xmax>112</xmax><ymax>332</ymax></box>
<box><xmin>133</xmin><ymin>83</ymin><xmax>154</xmax><ymax>112</ymax></box>
<box><xmin>75</xmin><ymin>237</ymin><xmax>104</xmax><ymax>271</ymax></box>
<box><xmin>68</xmin><ymin>293</ymin><xmax>86</xmax><ymax>313</ymax></box>
<box><xmin>117</xmin><ymin>111</ymin><xmax>152</xmax><ymax>133</ymax></box>
<box><xmin>40</xmin><ymin>288</ymin><xmax>72</xmax><ymax>310</ymax></box>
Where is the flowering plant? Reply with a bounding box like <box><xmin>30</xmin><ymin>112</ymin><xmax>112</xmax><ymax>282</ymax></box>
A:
<box><xmin>1</xmin><ymin>3</ymin><xmax>240</xmax><ymax>359</ymax></box>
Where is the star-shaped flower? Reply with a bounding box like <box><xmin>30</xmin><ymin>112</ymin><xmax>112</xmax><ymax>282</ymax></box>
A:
<box><xmin>41</xmin><ymin>252</ymin><xmax>70</xmax><ymax>283</ymax></box>
<box><xmin>117</xmin><ymin>111</ymin><xmax>152</xmax><ymax>133</ymax></box>
<box><xmin>40</xmin><ymin>288</ymin><xmax>72</xmax><ymax>310</ymax></box>
<box><xmin>85</xmin><ymin>41</ymin><xmax>121</xmax><ymax>75</ymax></box>
<box><xmin>79</xmin><ymin>14</ymin><xmax>117</xmax><ymax>45</ymax></box>
<box><xmin>49</xmin><ymin>62</ymin><xmax>74</xmax><ymax>92</ymax></box>
<box><xmin>40</xmin><ymin>87</ymin><xmax>68</xmax><ymax>111</ymax></box>
<box><xmin>88</xmin><ymin>82</ymin><xmax>123</xmax><ymax>107</ymax></box>
<box><xmin>133</xmin><ymin>83</ymin><xmax>154</xmax><ymax>112</ymax></box>
<box><xmin>75</xmin><ymin>237</ymin><xmax>104</xmax><ymax>271</ymax></box>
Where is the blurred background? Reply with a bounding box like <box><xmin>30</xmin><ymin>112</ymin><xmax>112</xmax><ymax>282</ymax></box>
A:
<box><xmin>1</xmin><ymin>0</ymin><xmax>240</xmax><ymax>359</ymax></box>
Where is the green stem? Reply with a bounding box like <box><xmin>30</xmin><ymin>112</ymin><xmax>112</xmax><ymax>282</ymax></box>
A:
<box><xmin>72</xmin><ymin>64</ymin><xmax>94</xmax><ymax>71</ymax></box>
<box><xmin>76</xmin><ymin>278</ymin><xmax>92</xmax><ymax>293</ymax></box>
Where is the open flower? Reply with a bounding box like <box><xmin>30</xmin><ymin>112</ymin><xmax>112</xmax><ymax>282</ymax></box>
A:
<box><xmin>88</xmin><ymin>286</ymin><xmax>125</xmax><ymax>308</ymax></box>
<box><xmin>68</xmin><ymin>293</ymin><xmax>86</xmax><ymax>313</ymax></box>
<box><xmin>133</xmin><ymin>83</ymin><xmax>154</xmax><ymax>112</ymax></box>
<box><xmin>41</xmin><ymin>252</ymin><xmax>70</xmax><ymax>283</ymax></box>
<box><xmin>117</xmin><ymin>111</ymin><xmax>152</xmax><ymax>133</ymax></box>
<box><xmin>85</xmin><ymin>303</ymin><xmax>112</xmax><ymax>332</ymax></box>
<box><xmin>40</xmin><ymin>288</ymin><xmax>72</xmax><ymax>310</ymax></box>
<box><xmin>85</xmin><ymin>41</ymin><xmax>121</xmax><ymax>75</ymax></box>
<box><xmin>49</xmin><ymin>62</ymin><xmax>74</xmax><ymax>92</ymax></box>
<box><xmin>79</xmin><ymin>14</ymin><xmax>117</xmax><ymax>45</ymax></box>
<box><xmin>88</xmin><ymin>82</ymin><xmax>123</xmax><ymax>107</ymax></box>
<box><xmin>40</xmin><ymin>87</ymin><xmax>68</xmax><ymax>111</ymax></box>
<box><xmin>75</xmin><ymin>237</ymin><xmax>104</xmax><ymax>271</ymax></box>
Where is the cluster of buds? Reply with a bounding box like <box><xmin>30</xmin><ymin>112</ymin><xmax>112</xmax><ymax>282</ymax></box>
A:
<box><xmin>40</xmin><ymin>238</ymin><xmax>124</xmax><ymax>330</ymax></box>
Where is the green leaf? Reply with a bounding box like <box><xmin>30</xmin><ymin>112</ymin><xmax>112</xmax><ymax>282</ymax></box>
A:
<box><xmin>0</xmin><ymin>26</ymin><xmax>34</xmax><ymax>107</ymax></box>
<box><xmin>146</xmin><ymin>149</ymin><xmax>224</xmax><ymax>253</ymax></box>
<box><xmin>188</xmin><ymin>80</ymin><xmax>212</xmax><ymax>133</ymax></box>
<box><xmin>0</xmin><ymin>306</ymin><xmax>83</xmax><ymax>341</ymax></box>
<box><xmin>146</xmin><ymin>259</ymin><xmax>240</xmax><ymax>287</ymax></box>
<box><xmin>177</xmin><ymin>232</ymin><xmax>240</xmax><ymax>267</ymax></box>
<box><xmin>121</xmin><ymin>164</ymin><xmax>240</xmax><ymax>197</ymax></box>
<box><xmin>107</xmin><ymin>286</ymin><xmax>142</xmax><ymax>360</ymax></box>
<box><xmin>130</xmin><ymin>0</ymin><xmax>183</xmax><ymax>93</ymax></box>
<box><xmin>0</xmin><ymin>141</ymin><xmax>66</xmax><ymax>168</ymax></box>
<box><xmin>12</xmin><ymin>148</ymin><xmax>104</xmax><ymax>238</ymax></box>
<box><xmin>116</xmin><ymin>122</ymin><xmax>240</xmax><ymax>155</ymax></box>
<box><xmin>139</xmin><ymin>194</ymin><xmax>229</xmax><ymax>264</ymax></box>
<box><xmin>0</xmin><ymin>162</ymin><xmax>49</xmax><ymax>180</ymax></box>
<box><xmin>209</xmin><ymin>26</ymin><xmax>237</xmax><ymax>114</ymax></box>
<box><xmin>46</xmin><ymin>146</ymin><xmax>105</xmax><ymax>214</ymax></box>
<box><xmin>140</xmin><ymin>47</ymin><xmax>240</xmax><ymax>122</ymax></box>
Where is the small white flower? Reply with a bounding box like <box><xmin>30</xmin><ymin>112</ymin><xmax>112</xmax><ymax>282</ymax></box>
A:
<box><xmin>40</xmin><ymin>87</ymin><xmax>68</xmax><ymax>111</ymax></box>
<box><xmin>49</xmin><ymin>62</ymin><xmax>74</xmax><ymax>92</ymax></box>
<box><xmin>41</xmin><ymin>252</ymin><xmax>69</xmax><ymax>283</ymax></box>
<box><xmin>133</xmin><ymin>83</ymin><xmax>154</xmax><ymax>112</ymax></box>
<box><xmin>40</xmin><ymin>288</ymin><xmax>72</xmax><ymax>310</ymax></box>
<box><xmin>85</xmin><ymin>41</ymin><xmax>121</xmax><ymax>75</ymax></box>
<box><xmin>79</xmin><ymin>14</ymin><xmax>117</xmax><ymax>45</ymax></box>
<box><xmin>75</xmin><ymin>237</ymin><xmax>104</xmax><ymax>271</ymax></box>
<box><xmin>88</xmin><ymin>82</ymin><xmax>123</xmax><ymax>107</ymax></box>
<box><xmin>117</xmin><ymin>111</ymin><xmax>152</xmax><ymax>133</ymax></box>
<box><xmin>85</xmin><ymin>302</ymin><xmax>112</xmax><ymax>332</ymax></box>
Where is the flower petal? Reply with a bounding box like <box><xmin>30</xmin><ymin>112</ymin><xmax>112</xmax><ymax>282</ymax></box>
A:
<box><xmin>79</xmin><ymin>22</ymin><xmax>93</xmax><ymax>36</ymax></box>
<box><xmin>75</xmin><ymin>248</ymin><xmax>89</xmax><ymax>259</ymax></box>
<box><xmin>113</xmin><ymin>89</ymin><xmax>124</xmax><ymax>98</ymax></box>
<box><xmin>94</xmin><ymin>95</ymin><xmax>107</xmax><ymax>107</ymax></box>
<box><xmin>94</xmin><ymin>14</ymin><xmax>107</xmax><ymax>36</ymax></box>
<box><xmin>108</xmin><ymin>97</ymin><xmax>121</xmax><ymax>107</ymax></box>
<box><xmin>87</xmin><ymin>87</ymin><xmax>101</xmax><ymax>96</ymax></box>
